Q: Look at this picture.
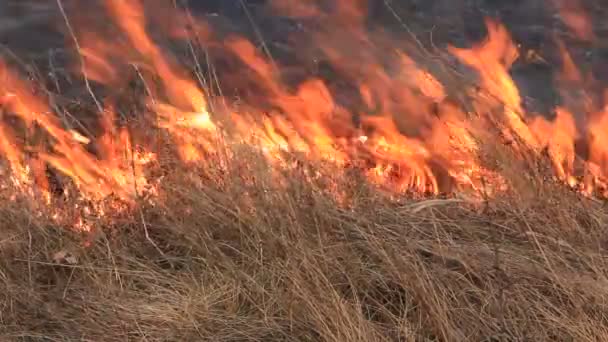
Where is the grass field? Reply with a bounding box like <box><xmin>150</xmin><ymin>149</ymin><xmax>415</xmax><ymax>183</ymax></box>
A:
<box><xmin>1</xmin><ymin>148</ymin><xmax>608</xmax><ymax>341</ymax></box>
<box><xmin>1</xmin><ymin>1</ymin><xmax>608</xmax><ymax>341</ymax></box>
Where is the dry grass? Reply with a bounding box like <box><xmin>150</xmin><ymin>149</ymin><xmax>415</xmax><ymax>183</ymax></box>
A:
<box><xmin>0</xmin><ymin>145</ymin><xmax>607</xmax><ymax>342</ymax></box>
<box><xmin>0</xmin><ymin>2</ymin><xmax>607</xmax><ymax>341</ymax></box>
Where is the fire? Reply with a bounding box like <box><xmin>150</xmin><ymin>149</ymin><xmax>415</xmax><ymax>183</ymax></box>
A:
<box><xmin>0</xmin><ymin>0</ymin><xmax>607</xmax><ymax>229</ymax></box>
<box><xmin>449</xmin><ymin>19</ymin><xmax>540</xmax><ymax>151</ymax></box>
<box><xmin>529</xmin><ymin>107</ymin><xmax>578</xmax><ymax>185</ymax></box>
<box><xmin>552</xmin><ymin>0</ymin><xmax>595</xmax><ymax>42</ymax></box>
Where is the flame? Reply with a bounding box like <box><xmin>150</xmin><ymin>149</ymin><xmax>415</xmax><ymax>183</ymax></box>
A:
<box><xmin>552</xmin><ymin>0</ymin><xmax>595</xmax><ymax>42</ymax></box>
<box><xmin>0</xmin><ymin>59</ymin><xmax>152</xmax><ymax>200</ymax></box>
<box><xmin>104</xmin><ymin>0</ymin><xmax>208</xmax><ymax>113</ymax></box>
<box><xmin>0</xmin><ymin>0</ymin><xmax>608</xmax><ymax>230</ymax></box>
<box><xmin>529</xmin><ymin>107</ymin><xmax>578</xmax><ymax>184</ymax></box>
<box><xmin>449</xmin><ymin>19</ymin><xmax>539</xmax><ymax>150</ymax></box>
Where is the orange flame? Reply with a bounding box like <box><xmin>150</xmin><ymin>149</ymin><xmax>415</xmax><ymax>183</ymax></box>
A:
<box><xmin>553</xmin><ymin>0</ymin><xmax>595</xmax><ymax>42</ymax></box>
<box><xmin>0</xmin><ymin>0</ymin><xmax>607</xmax><ymax>229</ymax></box>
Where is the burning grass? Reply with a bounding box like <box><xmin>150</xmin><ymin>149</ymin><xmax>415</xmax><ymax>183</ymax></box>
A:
<box><xmin>1</xmin><ymin>148</ymin><xmax>608</xmax><ymax>341</ymax></box>
<box><xmin>1</xmin><ymin>0</ymin><xmax>608</xmax><ymax>340</ymax></box>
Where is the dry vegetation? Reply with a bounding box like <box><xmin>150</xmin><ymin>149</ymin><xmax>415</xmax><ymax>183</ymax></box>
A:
<box><xmin>0</xmin><ymin>1</ymin><xmax>608</xmax><ymax>341</ymax></box>
<box><xmin>1</xmin><ymin>145</ymin><xmax>607</xmax><ymax>341</ymax></box>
